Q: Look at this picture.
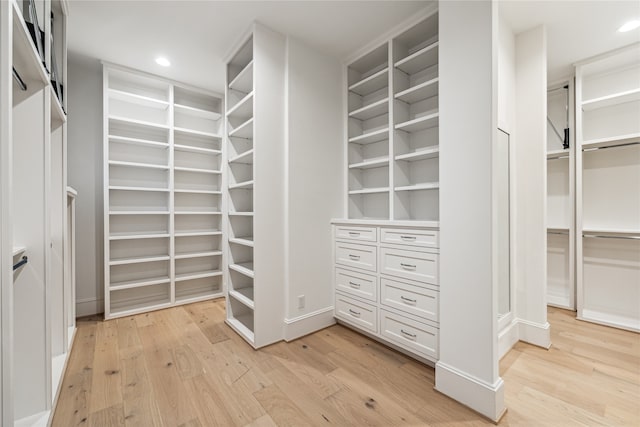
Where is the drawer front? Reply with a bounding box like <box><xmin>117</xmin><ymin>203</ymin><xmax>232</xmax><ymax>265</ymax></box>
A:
<box><xmin>335</xmin><ymin>294</ymin><xmax>377</xmax><ymax>333</ymax></box>
<box><xmin>380</xmin><ymin>278</ymin><xmax>438</xmax><ymax>322</ymax></box>
<box><xmin>335</xmin><ymin>226</ymin><xmax>377</xmax><ymax>243</ymax></box>
<box><xmin>380</xmin><ymin>228</ymin><xmax>439</xmax><ymax>248</ymax></box>
<box><xmin>335</xmin><ymin>242</ymin><xmax>377</xmax><ymax>272</ymax></box>
<box><xmin>335</xmin><ymin>268</ymin><xmax>377</xmax><ymax>302</ymax></box>
<box><xmin>380</xmin><ymin>246</ymin><xmax>438</xmax><ymax>284</ymax></box>
<box><xmin>380</xmin><ymin>310</ymin><xmax>438</xmax><ymax>360</ymax></box>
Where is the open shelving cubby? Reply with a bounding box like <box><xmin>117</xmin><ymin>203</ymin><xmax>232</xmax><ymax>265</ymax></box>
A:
<box><xmin>224</xmin><ymin>24</ymin><xmax>286</xmax><ymax>348</ymax></box>
<box><xmin>103</xmin><ymin>64</ymin><xmax>224</xmax><ymax>319</ymax></box>
<box><xmin>575</xmin><ymin>42</ymin><xmax>640</xmax><ymax>332</ymax></box>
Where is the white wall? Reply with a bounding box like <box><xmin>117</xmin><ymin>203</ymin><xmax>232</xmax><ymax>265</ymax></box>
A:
<box><xmin>67</xmin><ymin>53</ymin><xmax>104</xmax><ymax>316</ymax></box>
<box><xmin>284</xmin><ymin>37</ymin><xmax>343</xmax><ymax>339</ymax></box>
<box><xmin>514</xmin><ymin>26</ymin><xmax>551</xmax><ymax>348</ymax></box>
<box><xmin>436</xmin><ymin>1</ymin><xmax>504</xmax><ymax>421</ymax></box>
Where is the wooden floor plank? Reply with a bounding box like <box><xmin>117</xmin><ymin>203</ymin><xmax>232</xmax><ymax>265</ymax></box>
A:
<box><xmin>89</xmin><ymin>320</ymin><xmax>123</xmax><ymax>413</ymax></box>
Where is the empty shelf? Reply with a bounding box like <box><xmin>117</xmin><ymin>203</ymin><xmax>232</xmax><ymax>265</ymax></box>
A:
<box><xmin>109</xmin><ymin>115</ymin><xmax>169</xmax><ymax>130</ymax></box>
<box><xmin>109</xmin><ymin>88</ymin><xmax>169</xmax><ymax>109</ymax></box>
<box><xmin>395</xmin><ymin>41</ymin><xmax>439</xmax><ymax>75</ymax></box>
<box><xmin>109</xmin><ymin>186</ymin><xmax>170</xmax><ymax>192</ymax></box>
<box><xmin>174</xmin><ymin>103</ymin><xmax>221</xmax><ymax>120</ymax></box>
<box><xmin>174</xmin><ymin>231</ymin><xmax>223</xmax><ymax>237</ymax></box>
<box><xmin>582</xmin><ymin>88</ymin><xmax>640</xmax><ymax>111</ymax></box>
<box><xmin>174</xmin><ymin>127</ymin><xmax>222</xmax><ymax>139</ymax></box>
<box><xmin>229</xmin><ymin>262</ymin><xmax>255</xmax><ymax>279</ymax></box>
<box><xmin>229</xmin><ymin>149</ymin><xmax>254</xmax><ymax>164</ymax></box>
<box><xmin>229</xmin><ymin>60</ymin><xmax>254</xmax><ymax>93</ymax></box>
<box><xmin>174</xmin><ymin>211</ymin><xmax>222</xmax><ymax>215</ymax></box>
<box><xmin>51</xmin><ymin>87</ymin><xmax>67</xmax><ymax>127</ymax></box>
<box><xmin>109</xmin><ymin>255</ymin><xmax>170</xmax><ymax>266</ymax></box>
<box><xmin>395</xmin><ymin>146</ymin><xmax>439</xmax><ymax>161</ymax></box>
<box><xmin>12</xmin><ymin>246</ymin><xmax>26</xmax><ymax>257</ymax></box>
<box><xmin>349</xmin><ymin>67</ymin><xmax>389</xmax><ymax>96</ymax></box>
<box><xmin>109</xmin><ymin>211</ymin><xmax>169</xmax><ymax>215</ymax></box>
<box><xmin>227</xmin><ymin>91</ymin><xmax>254</xmax><ymax>119</ymax></box>
<box><xmin>229</xmin><ymin>237</ymin><xmax>254</xmax><ymax>247</ymax></box>
<box><xmin>108</xmin><ymin>160</ymin><xmax>169</xmax><ymax>170</ymax></box>
<box><xmin>348</xmin><ymin>128</ymin><xmax>389</xmax><ymax>144</ymax></box>
<box><xmin>175</xmin><ymin>270</ymin><xmax>223</xmax><ymax>282</ymax></box>
<box><xmin>109</xmin><ymin>276</ymin><xmax>171</xmax><ymax>291</ymax></box>
<box><xmin>229</xmin><ymin>180</ymin><xmax>254</xmax><ymax>190</ymax></box>
<box><xmin>228</xmin><ymin>212</ymin><xmax>254</xmax><ymax>217</ymax></box>
<box><xmin>174</xmin><ymin>166</ymin><xmax>222</xmax><ymax>175</ymax></box>
<box><xmin>174</xmin><ymin>189</ymin><xmax>222</xmax><ymax>195</ymax></box>
<box><xmin>348</xmin><ymin>98</ymin><xmax>389</xmax><ymax>121</ymax></box>
<box><xmin>108</xmin><ymin>134</ymin><xmax>169</xmax><ymax>148</ymax></box>
<box><xmin>582</xmin><ymin>133</ymin><xmax>640</xmax><ymax>150</ymax></box>
<box><xmin>229</xmin><ymin>288</ymin><xmax>255</xmax><ymax>309</ymax></box>
<box><xmin>348</xmin><ymin>187</ymin><xmax>389</xmax><ymax>195</ymax></box>
<box><xmin>174</xmin><ymin>144</ymin><xmax>221</xmax><ymax>155</ymax></box>
<box><xmin>109</xmin><ymin>232</ymin><xmax>170</xmax><ymax>241</ymax></box>
<box><xmin>348</xmin><ymin>157</ymin><xmax>389</xmax><ymax>170</ymax></box>
<box><xmin>226</xmin><ymin>316</ymin><xmax>255</xmax><ymax>344</ymax></box>
<box><xmin>395</xmin><ymin>78</ymin><xmax>439</xmax><ymax>104</ymax></box>
<box><xmin>395</xmin><ymin>111</ymin><xmax>439</xmax><ymax>133</ymax></box>
<box><xmin>395</xmin><ymin>182</ymin><xmax>439</xmax><ymax>192</ymax></box>
<box><xmin>229</xmin><ymin>117</ymin><xmax>254</xmax><ymax>139</ymax></box>
<box><xmin>174</xmin><ymin>250</ymin><xmax>223</xmax><ymax>260</ymax></box>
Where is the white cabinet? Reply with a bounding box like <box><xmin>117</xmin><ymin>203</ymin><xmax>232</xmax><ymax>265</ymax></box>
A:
<box><xmin>575</xmin><ymin>43</ymin><xmax>640</xmax><ymax>332</ymax></box>
<box><xmin>333</xmin><ymin>220</ymin><xmax>440</xmax><ymax>364</ymax></box>
<box><xmin>103</xmin><ymin>64</ymin><xmax>224</xmax><ymax>319</ymax></box>
<box><xmin>346</xmin><ymin>11</ymin><xmax>439</xmax><ymax>221</ymax></box>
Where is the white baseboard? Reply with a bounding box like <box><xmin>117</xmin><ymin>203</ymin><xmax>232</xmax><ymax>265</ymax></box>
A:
<box><xmin>283</xmin><ymin>306</ymin><xmax>335</xmax><ymax>341</ymax></box>
<box><xmin>518</xmin><ymin>318</ymin><xmax>551</xmax><ymax>349</ymax></box>
<box><xmin>498</xmin><ymin>318</ymin><xmax>519</xmax><ymax>359</ymax></box>
<box><xmin>435</xmin><ymin>362</ymin><xmax>506</xmax><ymax>422</ymax></box>
<box><xmin>580</xmin><ymin>309</ymin><xmax>640</xmax><ymax>333</ymax></box>
<box><xmin>76</xmin><ymin>297</ymin><xmax>103</xmax><ymax>317</ymax></box>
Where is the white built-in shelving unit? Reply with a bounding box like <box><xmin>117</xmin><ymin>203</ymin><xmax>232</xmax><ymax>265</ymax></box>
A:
<box><xmin>3</xmin><ymin>0</ymin><xmax>74</xmax><ymax>425</ymax></box>
<box><xmin>224</xmin><ymin>24</ymin><xmax>286</xmax><ymax>348</ymax></box>
<box><xmin>347</xmin><ymin>12</ymin><xmax>439</xmax><ymax>221</ymax></box>
<box><xmin>575</xmin><ymin>42</ymin><xmax>640</xmax><ymax>332</ymax></box>
<box><xmin>103</xmin><ymin>64</ymin><xmax>225</xmax><ymax>319</ymax></box>
<box><xmin>546</xmin><ymin>83</ymin><xmax>575</xmax><ymax>310</ymax></box>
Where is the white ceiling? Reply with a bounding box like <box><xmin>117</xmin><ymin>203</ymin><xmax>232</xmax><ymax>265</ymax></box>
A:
<box><xmin>499</xmin><ymin>0</ymin><xmax>640</xmax><ymax>83</ymax></box>
<box><xmin>67</xmin><ymin>0</ymin><xmax>431</xmax><ymax>92</ymax></box>
<box><xmin>68</xmin><ymin>1</ymin><xmax>640</xmax><ymax>92</ymax></box>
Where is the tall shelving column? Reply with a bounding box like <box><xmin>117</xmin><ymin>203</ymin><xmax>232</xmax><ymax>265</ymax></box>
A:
<box><xmin>546</xmin><ymin>83</ymin><xmax>575</xmax><ymax>309</ymax></box>
<box><xmin>575</xmin><ymin>42</ymin><xmax>640</xmax><ymax>332</ymax></box>
<box><xmin>391</xmin><ymin>13</ymin><xmax>439</xmax><ymax>221</ymax></box>
<box><xmin>103</xmin><ymin>64</ymin><xmax>224</xmax><ymax>319</ymax></box>
<box><xmin>346</xmin><ymin>43</ymin><xmax>391</xmax><ymax>219</ymax></box>
<box><xmin>224</xmin><ymin>24</ymin><xmax>286</xmax><ymax>348</ymax></box>
<box><xmin>172</xmin><ymin>85</ymin><xmax>224</xmax><ymax>303</ymax></box>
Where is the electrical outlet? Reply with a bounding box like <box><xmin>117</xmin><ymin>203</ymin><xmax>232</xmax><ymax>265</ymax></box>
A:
<box><xmin>297</xmin><ymin>295</ymin><xmax>305</xmax><ymax>309</ymax></box>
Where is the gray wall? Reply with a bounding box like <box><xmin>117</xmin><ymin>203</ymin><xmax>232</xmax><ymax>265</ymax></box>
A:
<box><xmin>67</xmin><ymin>53</ymin><xmax>104</xmax><ymax>316</ymax></box>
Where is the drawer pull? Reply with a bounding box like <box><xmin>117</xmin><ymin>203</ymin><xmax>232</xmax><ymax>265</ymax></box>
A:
<box><xmin>401</xmin><ymin>329</ymin><xmax>417</xmax><ymax>339</ymax></box>
<box><xmin>349</xmin><ymin>254</ymin><xmax>361</xmax><ymax>260</ymax></box>
<box><xmin>348</xmin><ymin>231</ymin><xmax>361</xmax><ymax>236</ymax></box>
<box><xmin>348</xmin><ymin>281</ymin><xmax>361</xmax><ymax>288</ymax></box>
<box><xmin>400</xmin><ymin>235</ymin><xmax>416</xmax><ymax>241</ymax></box>
<box><xmin>400</xmin><ymin>295</ymin><xmax>417</xmax><ymax>304</ymax></box>
<box><xmin>348</xmin><ymin>309</ymin><xmax>361</xmax><ymax>317</ymax></box>
<box><xmin>400</xmin><ymin>263</ymin><xmax>416</xmax><ymax>270</ymax></box>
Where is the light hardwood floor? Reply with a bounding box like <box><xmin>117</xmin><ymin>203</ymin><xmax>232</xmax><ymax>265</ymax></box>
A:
<box><xmin>51</xmin><ymin>302</ymin><xmax>640</xmax><ymax>426</ymax></box>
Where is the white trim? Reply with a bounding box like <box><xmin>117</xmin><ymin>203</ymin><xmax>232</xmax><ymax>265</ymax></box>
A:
<box><xmin>75</xmin><ymin>297</ymin><xmax>104</xmax><ymax>317</ymax></box>
<box><xmin>518</xmin><ymin>318</ymin><xmax>551</xmax><ymax>349</ymax></box>
<box><xmin>498</xmin><ymin>318</ymin><xmax>519</xmax><ymax>360</ymax></box>
<box><xmin>579</xmin><ymin>309</ymin><xmax>640</xmax><ymax>333</ymax></box>
<box><xmin>283</xmin><ymin>307</ymin><xmax>336</xmax><ymax>341</ymax></box>
<box><xmin>435</xmin><ymin>362</ymin><xmax>506</xmax><ymax>423</ymax></box>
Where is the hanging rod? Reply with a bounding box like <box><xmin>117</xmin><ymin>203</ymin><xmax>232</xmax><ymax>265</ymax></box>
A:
<box><xmin>583</xmin><ymin>234</ymin><xmax>640</xmax><ymax>241</ymax></box>
<box><xmin>13</xmin><ymin>256</ymin><xmax>28</xmax><ymax>271</ymax></box>
<box><xmin>548</xmin><ymin>231</ymin><xmax>569</xmax><ymax>235</ymax></box>
<box><xmin>583</xmin><ymin>141</ymin><xmax>640</xmax><ymax>152</ymax></box>
<box><xmin>548</xmin><ymin>154</ymin><xmax>570</xmax><ymax>160</ymax></box>
<box><xmin>12</xmin><ymin>67</ymin><xmax>27</xmax><ymax>91</ymax></box>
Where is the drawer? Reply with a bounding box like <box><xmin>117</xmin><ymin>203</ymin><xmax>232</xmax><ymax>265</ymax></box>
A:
<box><xmin>335</xmin><ymin>268</ymin><xmax>377</xmax><ymax>302</ymax></box>
<box><xmin>380</xmin><ymin>228</ymin><xmax>438</xmax><ymax>248</ymax></box>
<box><xmin>380</xmin><ymin>246</ymin><xmax>438</xmax><ymax>284</ymax></box>
<box><xmin>380</xmin><ymin>310</ymin><xmax>438</xmax><ymax>360</ymax></box>
<box><xmin>335</xmin><ymin>242</ymin><xmax>377</xmax><ymax>272</ymax></box>
<box><xmin>380</xmin><ymin>278</ymin><xmax>438</xmax><ymax>322</ymax></box>
<box><xmin>335</xmin><ymin>294</ymin><xmax>377</xmax><ymax>333</ymax></box>
<box><xmin>335</xmin><ymin>226</ymin><xmax>377</xmax><ymax>243</ymax></box>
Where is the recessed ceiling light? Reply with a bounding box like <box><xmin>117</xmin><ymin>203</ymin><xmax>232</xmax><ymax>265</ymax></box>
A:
<box><xmin>618</xmin><ymin>20</ymin><xmax>640</xmax><ymax>33</ymax></box>
<box><xmin>155</xmin><ymin>57</ymin><xmax>171</xmax><ymax>67</ymax></box>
